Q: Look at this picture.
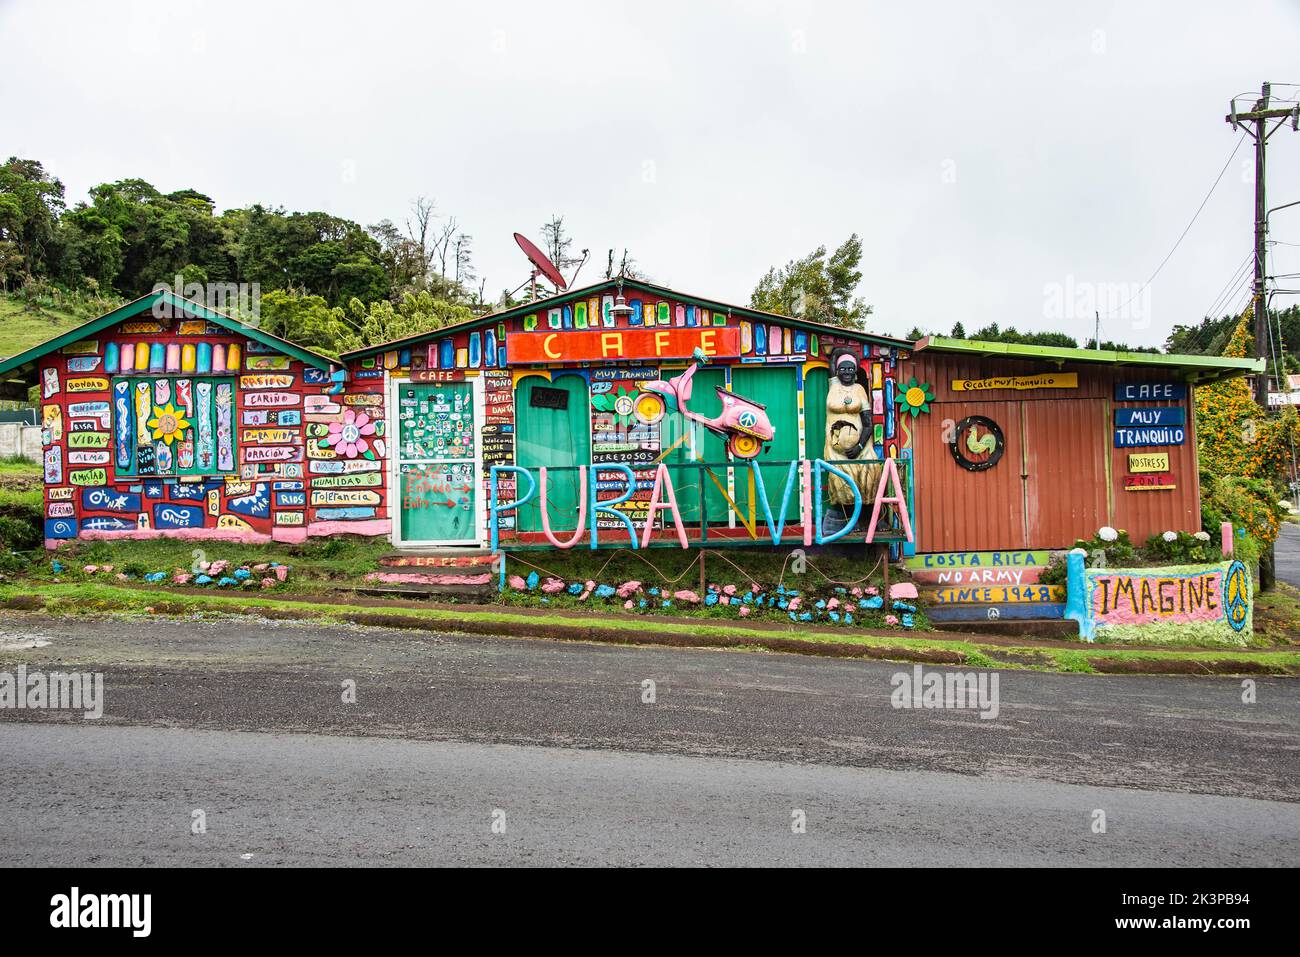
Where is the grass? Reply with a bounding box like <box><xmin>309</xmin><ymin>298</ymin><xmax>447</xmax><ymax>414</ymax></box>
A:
<box><xmin>0</xmin><ymin>293</ymin><xmax>85</xmax><ymax>358</ymax></box>
<box><xmin>33</xmin><ymin>536</ymin><xmax>396</xmax><ymax>592</ymax></box>
<box><xmin>2</xmin><ymin>580</ymin><xmax>1298</xmax><ymax>676</ymax></box>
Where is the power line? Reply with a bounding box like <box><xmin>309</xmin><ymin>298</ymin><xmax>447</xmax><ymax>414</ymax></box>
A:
<box><xmin>1103</xmin><ymin>132</ymin><xmax>1247</xmax><ymax>316</ymax></box>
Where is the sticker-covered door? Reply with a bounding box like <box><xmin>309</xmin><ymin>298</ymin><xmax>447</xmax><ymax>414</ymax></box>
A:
<box><xmin>395</xmin><ymin>379</ymin><xmax>481</xmax><ymax>545</ymax></box>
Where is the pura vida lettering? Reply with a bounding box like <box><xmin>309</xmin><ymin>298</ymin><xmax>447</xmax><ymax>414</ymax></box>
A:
<box><xmin>487</xmin><ymin>458</ymin><xmax>913</xmax><ymax>551</ymax></box>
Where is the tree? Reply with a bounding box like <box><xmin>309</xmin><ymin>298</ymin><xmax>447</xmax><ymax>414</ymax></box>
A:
<box><xmin>257</xmin><ymin>288</ymin><xmax>350</xmax><ymax>358</ymax></box>
<box><xmin>0</xmin><ymin>157</ymin><xmax>66</xmax><ymax>281</ymax></box>
<box><xmin>950</xmin><ymin>321</ymin><xmax>966</xmax><ymax>338</ymax></box>
<box><xmin>750</xmin><ymin>234</ymin><xmax>872</xmax><ymax>329</ymax></box>
<box><xmin>334</xmin><ymin>291</ymin><xmax>475</xmax><ymax>354</ymax></box>
<box><xmin>1196</xmin><ymin>312</ymin><xmax>1298</xmax><ymax>487</ymax></box>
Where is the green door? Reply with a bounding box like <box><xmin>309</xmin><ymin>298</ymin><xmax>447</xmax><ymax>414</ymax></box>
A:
<box><xmin>666</xmin><ymin>366</ymin><xmax>727</xmax><ymax>525</ymax></box>
<box><xmin>396</xmin><ymin>380</ymin><xmax>479</xmax><ymax>545</ymax></box>
<box><xmin>514</xmin><ymin>374</ymin><xmax>591</xmax><ymax>534</ymax></box>
<box><xmin>730</xmin><ymin>366</ymin><xmax>800</xmax><ymax>533</ymax></box>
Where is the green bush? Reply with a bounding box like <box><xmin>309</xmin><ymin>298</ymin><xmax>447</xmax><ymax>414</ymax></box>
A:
<box><xmin>1144</xmin><ymin>530</ymin><xmax>1218</xmax><ymax>565</ymax></box>
<box><xmin>1199</xmin><ymin>470</ymin><xmax>1281</xmax><ymax>570</ymax></box>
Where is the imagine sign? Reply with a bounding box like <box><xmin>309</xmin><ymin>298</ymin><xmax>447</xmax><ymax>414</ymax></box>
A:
<box><xmin>1066</xmin><ymin>558</ymin><xmax>1251</xmax><ymax>644</ymax></box>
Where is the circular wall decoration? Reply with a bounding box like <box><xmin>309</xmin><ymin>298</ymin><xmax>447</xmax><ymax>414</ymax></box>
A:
<box><xmin>950</xmin><ymin>415</ymin><xmax>1005</xmax><ymax>471</ymax></box>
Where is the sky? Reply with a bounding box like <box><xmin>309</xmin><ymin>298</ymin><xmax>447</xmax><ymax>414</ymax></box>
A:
<box><xmin>3</xmin><ymin>0</ymin><xmax>1300</xmax><ymax>348</ymax></box>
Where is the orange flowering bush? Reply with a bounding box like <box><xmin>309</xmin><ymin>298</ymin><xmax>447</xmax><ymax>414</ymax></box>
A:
<box><xmin>1195</xmin><ymin>314</ymin><xmax>1298</xmax><ymax>487</ymax></box>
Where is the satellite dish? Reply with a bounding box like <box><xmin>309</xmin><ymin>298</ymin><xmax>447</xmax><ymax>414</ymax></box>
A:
<box><xmin>514</xmin><ymin>232</ymin><xmax>567</xmax><ymax>294</ymax></box>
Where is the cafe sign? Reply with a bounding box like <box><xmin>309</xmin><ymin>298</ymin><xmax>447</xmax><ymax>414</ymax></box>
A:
<box><xmin>506</xmin><ymin>327</ymin><xmax>740</xmax><ymax>364</ymax></box>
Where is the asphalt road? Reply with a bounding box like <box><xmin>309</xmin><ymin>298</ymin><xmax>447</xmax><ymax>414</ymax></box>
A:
<box><xmin>1276</xmin><ymin>521</ymin><xmax>1300</xmax><ymax>587</ymax></box>
<box><xmin>1</xmin><ymin>611</ymin><xmax>1297</xmax><ymax>866</ymax></box>
<box><xmin>3</xmin><ymin>722</ymin><xmax>1296</xmax><ymax>867</ymax></box>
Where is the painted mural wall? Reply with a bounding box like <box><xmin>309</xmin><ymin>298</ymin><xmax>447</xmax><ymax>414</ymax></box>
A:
<box><xmin>39</xmin><ymin>313</ymin><xmax>389</xmax><ymax>546</ymax></box>
<box><xmin>351</xmin><ymin>288</ymin><xmax>911</xmax><ymax>548</ymax></box>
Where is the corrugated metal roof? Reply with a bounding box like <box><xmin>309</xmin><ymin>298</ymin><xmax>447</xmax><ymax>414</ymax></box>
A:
<box><xmin>914</xmin><ymin>336</ymin><xmax>1263</xmax><ymax>384</ymax></box>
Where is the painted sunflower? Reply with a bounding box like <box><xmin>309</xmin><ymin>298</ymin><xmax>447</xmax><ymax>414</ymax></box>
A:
<box><xmin>894</xmin><ymin>377</ymin><xmax>935</xmax><ymax>417</ymax></box>
<box><xmin>146</xmin><ymin>403</ymin><xmax>190</xmax><ymax>445</ymax></box>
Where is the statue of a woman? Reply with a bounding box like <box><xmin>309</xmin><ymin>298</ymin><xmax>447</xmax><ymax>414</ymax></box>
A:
<box><xmin>823</xmin><ymin>349</ymin><xmax>881</xmax><ymax>516</ymax></box>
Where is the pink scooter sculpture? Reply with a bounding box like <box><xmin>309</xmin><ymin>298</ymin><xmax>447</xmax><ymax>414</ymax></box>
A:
<box><xmin>633</xmin><ymin>348</ymin><xmax>775</xmax><ymax>459</ymax></box>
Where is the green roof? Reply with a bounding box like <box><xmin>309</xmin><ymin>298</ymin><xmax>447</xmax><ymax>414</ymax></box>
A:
<box><xmin>0</xmin><ymin>291</ymin><xmax>340</xmax><ymax>388</ymax></box>
<box><xmin>340</xmin><ymin>277</ymin><xmax>913</xmax><ymax>360</ymax></box>
<box><xmin>914</xmin><ymin>336</ymin><xmax>1264</xmax><ymax>384</ymax></box>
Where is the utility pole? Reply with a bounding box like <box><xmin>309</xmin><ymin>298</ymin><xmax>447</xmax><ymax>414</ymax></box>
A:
<box><xmin>1224</xmin><ymin>83</ymin><xmax>1300</xmax><ymax>595</ymax></box>
<box><xmin>1226</xmin><ymin>82</ymin><xmax>1300</xmax><ymax>406</ymax></box>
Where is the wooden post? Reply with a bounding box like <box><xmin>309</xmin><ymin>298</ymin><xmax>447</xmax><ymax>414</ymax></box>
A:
<box><xmin>699</xmin><ymin>549</ymin><xmax>707</xmax><ymax>597</ymax></box>
<box><xmin>881</xmin><ymin>542</ymin><xmax>890</xmax><ymax>598</ymax></box>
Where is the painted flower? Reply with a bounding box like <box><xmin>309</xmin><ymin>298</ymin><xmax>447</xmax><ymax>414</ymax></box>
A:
<box><xmin>1098</xmin><ymin>526</ymin><xmax>1118</xmax><ymax>542</ymax></box>
<box><xmin>1162</xmin><ymin>530</ymin><xmax>1178</xmax><ymax>542</ymax></box>
<box><xmin>146</xmin><ymin>403</ymin><xmax>190</xmax><ymax>445</ymax></box>
<box><xmin>894</xmin><ymin>376</ymin><xmax>935</xmax><ymax>417</ymax></box>
<box><xmin>325</xmin><ymin>408</ymin><xmax>377</xmax><ymax>459</ymax></box>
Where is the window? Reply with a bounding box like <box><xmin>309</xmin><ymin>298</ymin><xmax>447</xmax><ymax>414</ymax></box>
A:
<box><xmin>112</xmin><ymin>376</ymin><xmax>237</xmax><ymax>477</ymax></box>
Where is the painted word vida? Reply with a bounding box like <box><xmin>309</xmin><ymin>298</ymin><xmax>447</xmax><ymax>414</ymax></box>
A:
<box><xmin>488</xmin><ymin>458</ymin><xmax>914</xmax><ymax>551</ymax></box>
<box><xmin>50</xmin><ymin>888</ymin><xmax>151</xmax><ymax>937</ymax></box>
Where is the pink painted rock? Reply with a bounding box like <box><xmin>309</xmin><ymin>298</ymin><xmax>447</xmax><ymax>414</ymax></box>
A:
<box><xmin>83</xmin><ymin>565</ymin><xmax>99</xmax><ymax>574</ymax></box>
<box><xmin>115</xmin><ymin>573</ymin><xmax>129</xmax><ymax>581</ymax></box>
<box><xmin>274</xmin><ymin>566</ymin><xmax>289</xmax><ymax>583</ymax></box>
<box><xmin>865</xmin><ymin>586</ymin><xmax>879</xmax><ymax>596</ymax></box>
<box><xmin>738</xmin><ymin>605</ymin><xmax>750</xmax><ymax>617</ymax></box>
<box><xmin>827</xmin><ymin>597</ymin><xmax>840</xmax><ymax>610</ymax></box>
<box><xmin>616</xmin><ymin>580</ymin><xmax>642</xmax><ymax>598</ymax></box>
<box><xmin>102</xmin><ymin>565</ymin><xmax>114</xmax><ymax>573</ymax></box>
<box><xmin>508</xmin><ymin>575</ymin><xmax>527</xmax><ymax>590</ymax></box>
<box><xmin>889</xmin><ymin>582</ymin><xmax>919</xmax><ymax>600</ymax></box>
<box><xmin>673</xmin><ymin>590</ymin><xmax>700</xmax><ymax>604</ymax></box>
<box><xmin>541</xmin><ymin>578</ymin><xmax>566</xmax><ymax>594</ymax></box>
<box><xmin>885</xmin><ymin>614</ymin><xmax>899</xmax><ymax>626</ymax></box>
<box><xmin>750</xmin><ymin>582</ymin><xmax>762</xmax><ymax>594</ymax></box>
<box><xmin>623</xmin><ymin>599</ymin><xmax>634</xmax><ymax>610</ymax></box>
<box><xmin>788</xmin><ymin>597</ymin><xmax>801</xmax><ymax>611</ymax></box>
<box><xmin>722</xmin><ymin>584</ymin><xmax>737</xmax><ymax>596</ymax></box>
<box><xmin>850</xmin><ymin>587</ymin><xmax>863</xmax><ymax>598</ymax></box>
<box><xmin>261</xmin><ymin>578</ymin><xmax>276</xmax><ymax>589</ymax></box>
<box><xmin>719</xmin><ymin>595</ymin><xmax>730</xmax><ymax>605</ymax></box>
<box><xmin>253</xmin><ymin>563</ymin><xmax>270</xmax><ymax>572</ymax></box>
<box><xmin>173</xmin><ymin>574</ymin><xmax>192</xmax><ymax>585</ymax></box>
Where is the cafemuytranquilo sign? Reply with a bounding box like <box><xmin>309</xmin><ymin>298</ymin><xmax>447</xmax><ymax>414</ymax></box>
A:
<box><xmin>950</xmin><ymin>372</ymin><xmax>1078</xmax><ymax>392</ymax></box>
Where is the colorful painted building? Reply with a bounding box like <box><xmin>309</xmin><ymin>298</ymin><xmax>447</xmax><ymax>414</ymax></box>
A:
<box><xmin>0</xmin><ymin>281</ymin><xmax>1262</xmax><ymax>565</ymax></box>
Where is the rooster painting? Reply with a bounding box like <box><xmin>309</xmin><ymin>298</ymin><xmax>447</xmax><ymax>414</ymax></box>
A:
<box><xmin>965</xmin><ymin>423</ymin><xmax>998</xmax><ymax>457</ymax></box>
<box><xmin>950</xmin><ymin>415</ymin><xmax>1005</xmax><ymax>471</ymax></box>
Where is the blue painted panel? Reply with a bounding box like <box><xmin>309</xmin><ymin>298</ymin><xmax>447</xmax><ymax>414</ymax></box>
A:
<box><xmin>1113</xmin><ymin>426</ymin><xmax>1186</xmax><ymax>447</ymax></box>
<box><xmin>44</xmin><ymin>518</ymin><xmax>78</xmax><ymax>539</ymax></box>
<box><xmin>1115</xmin><ymin>406</ymin><xmax>1185</xmax><ymax>427</ymax></box>
<box><xmin>81</xmin><ymin>487</ymin><xmax>142</xmax><ymax>512</ymax></box>
<box><xmin>152</xmin><ymin>503</ymin><xmax>205</xmax><ymax>529</ymax></box>
<box><xmin>1114</xmin><ymin>382</ymin><xmax>1186</xmax><ymax>401</ymax></box>
<box><xmin>925</xmin><ymin>603</ymin><xmax>1066</xmax><ymax>623</ymax></box>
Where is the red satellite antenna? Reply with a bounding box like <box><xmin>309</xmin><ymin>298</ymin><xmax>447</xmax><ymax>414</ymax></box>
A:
<box><xmin>514</xmin><ymin>232</ymin><xmax>567</xmax><ymax>299</ymax></box>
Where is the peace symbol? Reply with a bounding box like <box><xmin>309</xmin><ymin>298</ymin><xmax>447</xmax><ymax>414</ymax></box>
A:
<box><xmin>1222</xmin><ymin>560</ymin><xmax>1250</xmax><ymax>632</ymax></box>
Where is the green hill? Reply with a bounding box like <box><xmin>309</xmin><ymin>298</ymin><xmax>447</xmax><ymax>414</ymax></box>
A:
<box><xmin>0</xmin><ymin>293</ymin><xmax>87</xmax><ymax>359</ymax></box>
